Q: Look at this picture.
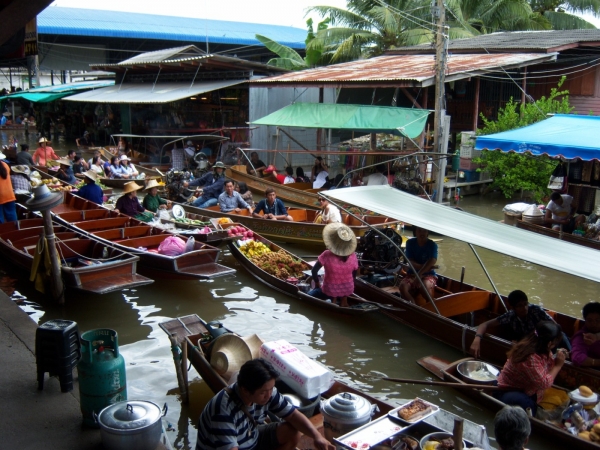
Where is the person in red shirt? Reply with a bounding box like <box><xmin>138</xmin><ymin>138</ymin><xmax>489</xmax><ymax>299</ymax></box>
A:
<box><xmin>495</xmin><ymin>321</ymin><xmax>567</xmax><ymax>415</ymax></box>
<box><xmin>32</xmin><ymin>137</ymin><xmax>59</xmax><ymax>166</ymax></box>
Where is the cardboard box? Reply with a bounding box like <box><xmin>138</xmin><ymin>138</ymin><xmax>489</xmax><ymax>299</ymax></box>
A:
<box><xmin>260</xmin><ymin>340</ymin><xmax>334</xmax><ymax>399</ymax></box>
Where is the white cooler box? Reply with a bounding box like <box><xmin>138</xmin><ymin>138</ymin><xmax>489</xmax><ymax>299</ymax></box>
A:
<box><xmin>260</xmin><ymin>340</ymin><xmax>334</xmax><ymax>399</ymax></box>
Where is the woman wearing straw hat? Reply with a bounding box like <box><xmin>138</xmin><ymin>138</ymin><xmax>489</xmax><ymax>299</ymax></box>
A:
<box><xmin>0</xmin><ymin>151</ymin><xmax>17</xmax><ymax>223</ymax></box>
<box><xmin>56</xmin><ymin>158</ymin><xmax>77</xmax><ymax>184</ymax></box>
<box><xmin>115</xmin><ymin>181</ymin><xmax>153</xmax><ymax>222</ymax></box>
<box><xmin>142</xmin><ymin>179</ymin><xmax>170</xmax><ymax>212</ymax></box>
<box><xmin>309</xmin><ymin>223</ymin><xmax>358</xmax><ymax>308</ymax></box>
<box><xmin>32</xmin><ymin>137</ymin><xmax>59</xmax><ymax>166</ymax></box>
<box><xmin>10</xmin><ymin>165</ymin><xmax>32</xmax><ymax>193</ymax></box>
<box><xmin>76</xmin><ymin>170</ymin><xmax>103</xmax><ymax>205</ymax></box>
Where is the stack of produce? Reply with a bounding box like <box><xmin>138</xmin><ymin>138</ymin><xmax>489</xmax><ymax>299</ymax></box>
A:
<box><xmin>250</xmin><ymin>250</ymin><xmax>309</xmax><ymax>280</ymax></box>
<box><xmin>239</xmin><ymin>240</ymin><xmax>270</xmax><ymax>258</ymax></box>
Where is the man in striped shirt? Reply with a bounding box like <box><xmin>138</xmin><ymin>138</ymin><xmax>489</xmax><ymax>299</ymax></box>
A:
<box><xmin>196</xmin><ymin>359</ymin><xmax>334</xmax><ymax>450</ymax></box>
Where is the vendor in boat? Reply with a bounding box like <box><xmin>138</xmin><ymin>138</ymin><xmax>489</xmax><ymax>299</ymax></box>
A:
<box><xmin>32</xmin><ymin>137</ymin><xmax>59</xmax><ymax>166</ymax></box>
<box><xmin>10</xmin><ymin>165</ymin><xmax>31</xmax><ymax>193</ymax></box>
<box><xmin>187</xmin><ymin>161</ymin><xmax>226</xmax><ymax>208</ymax></box>
<box><xmin>495</xmin><ymin>321</ymin><xmax>567</xmax><ymax>415</ymax></box>
<box><xmin>142</xmin><ymin>179</ymin><xmax>170</xmax><ymax>212</ymax></box>
<box><xmin>246</xmin><ymin>151</ymin><xmax>267</xmax><ymax>177</ymax></box>
<box><xmin>399</xmin><ymin>226</ymin><xmax>438</xmax><ymax>304</ymax></box>
<box><xmin>571</xmin><ymin>301</ymin><xmax>600</xmax><ymax>368</ymax></box>
<box><xmin>219</xmin><ymin>180</ymin><xmax>252</xmax><ymax>213</ymax></box>
<box><xmin>469</xmin><ymin>290</ymin><xmax>570</xmax><ymax>358</ymax></box>
<box><xmin>76</xmin><ymin>170</ymin><xmax>103</xmax><ymax>205</ymax></box>
<box><xmin>235</xmin><ymin>181</ymin><xmax>254</xmax><ymax>208</ymax></box>
<box><xmin>309</xmin><ymin>223</ymin><xmax>358</xmax><ymax>308</ymax></box>
<box><xmin>196</xmin><ymin>358</ymin><xmax>334</xmax><ymax>450</ymax></box>
<box><xmin>16</xmin><ymin>144</ymin><xmax>34</xmax><ymax>166</ymax></box>
<box><xmin>115</xmin><ymin>181</ymin><xmax>154</xmax><ymax>222</ymax></box>
<box><xmin>56</xmin><ymin>158</ymin><xmax>77</xmax><ymax>185</ymax></box>
<box><xmin>544</xmin><ymin>192</ymin><xmax>585</xmax><ymax>233</ymax></box>
<box><xmin>315</xmin><ymin>196</ymin><xmax>341</xmax><ymax>224</ymax></box>
<box><xmin>494</xmin><ymin>406</ymin><xmax>531</xmax><ymax>450</ymax></box>
<box><xmin>119</xmin><ymin>155</ymin><xmax>139</xmax><ymax>179</ymax></box>
<box><xmin>253</xmin><ymin>188</ymin><xmax>293</xmax><ymax>221</ymax></box>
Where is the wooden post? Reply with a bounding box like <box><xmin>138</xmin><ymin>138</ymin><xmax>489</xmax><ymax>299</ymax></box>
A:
<box><xmin>453</xmin><ymin>417</ymin><xmax>464</xmax><ymax>450</ymax></box>
<box><xmin>169</xmin><ymin>334</ymin><xmax>187</xmax><ymax>401</ymax></box>
<box><xmin>41</xmin><ymin>210</ymin><xmax>64</xmax><ymax>304</ymax></box>
<box><xmin>472</xmin><ymin>78</ymin><xmax>480</xmax><ymax>131</ymax></box>
<box><xmin>181</xmin><ymin>337</ymin><xmax>189</xmax><ymax>404</ymax></box>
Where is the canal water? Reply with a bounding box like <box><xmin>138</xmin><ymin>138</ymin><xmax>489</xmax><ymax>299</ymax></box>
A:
<box><xmin>1</xmin><ymin>131</ymin><xmax>594</xmax><ymax>449</ymax></box>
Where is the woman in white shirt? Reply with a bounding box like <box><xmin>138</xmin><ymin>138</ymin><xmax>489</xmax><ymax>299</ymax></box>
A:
<box><xmin>90</xmin><ymin>155</ymin><xmax>105</xmax><ymax>176</ymax></box>
<box><xmin>317</xmin><ymin>197</ymin><xmax>341</xmax><ymax>224</ymax></box>
<box><xmin>119</xmin><ymin>155</ymin><xmax>139</xmax><ymax>179</ymax></box>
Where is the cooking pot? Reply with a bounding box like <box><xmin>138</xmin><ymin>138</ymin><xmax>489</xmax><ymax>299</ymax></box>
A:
<box><xmin>95</xmin><ymin>400</ymin><xmax>167</xmax><ymax>450</ymax></box>
<box><xmin>321</xmin><ymin>392</ymin><xmax>377</xmax><ymax>441</ymax></box>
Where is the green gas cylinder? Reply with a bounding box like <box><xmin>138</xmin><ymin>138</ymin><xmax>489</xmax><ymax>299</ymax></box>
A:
<box><xmin>77</xmin><ymin>329</ymin><xmax>127</xmax><ymax>427</ymax></box>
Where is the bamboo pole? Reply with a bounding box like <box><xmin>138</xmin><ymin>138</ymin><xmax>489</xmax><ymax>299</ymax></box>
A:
<box><xmin>41</xmin><ymin>211</ymin><xmax>64</xmax><ymax>304</ymax></box>
<box><xmin>169</xmin><ymin>334</ymin><xmax>187</xmax><ymax>400</ymax></box>
<box><xmin>181</xmin><ymin>337</ymin><xmax>189</xmax><ymax>404</ymax></box>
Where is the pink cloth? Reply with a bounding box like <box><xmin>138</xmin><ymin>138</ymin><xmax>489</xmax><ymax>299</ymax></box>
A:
<box><xmin>318</xmin><ymin>250</ymin><xmax>358</xmax><ymax>298</ymax></box>
<box><xmin>497</xmin><ymin>352</ymin><xmax>555</xmax><ymax>402</ymax></box>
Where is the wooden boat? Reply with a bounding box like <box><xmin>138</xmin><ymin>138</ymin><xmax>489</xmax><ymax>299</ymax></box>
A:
<box><xmin>0</xmin><ymin>221</ymin><xmax>153</xmax><ymax>294</ymax></box>
<box><xmin>180</xmin><ymin>203</ymin><xmax>400</xmax><ymax>246</ymax></box>
<box><xmin>159</xmin><ymin>314</ymin><xmax>491</xmax><ymax>450</ymax></box>
<box><xmin>431</xmin><ymin>356</ymin><xmax>599</xmax><ymax>450</ymax></box>
<box><xmin>226</xmin><ymin>165</ymin><xmax>322</xmax><ymax>208</ymax></box>
<box><xmin>34</xmin><ymin>167</ymin><xmax>114</xmax><ymax>195</ymax></box>
<box><xmin>99</xmin><ymin>164</ymin><xmax>165</xmax><ymax>189</ymax></box>
<box><xmin>516</xmin><ymin>219</ymin><xmax>600</xmax><ymax>251</ymax></box>
<box><xmin>227</xmin><ymin>228</ymin><xmax>406</xmax><ymax>315</ymax></box>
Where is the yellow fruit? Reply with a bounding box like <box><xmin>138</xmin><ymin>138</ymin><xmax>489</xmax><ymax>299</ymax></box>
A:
<box><xmin>579</xmin><ymin>386</ymin><xmax>594</xmax><ymax>398</ymax></box>
<box><xmin>580</xmin><ymin>431</ymin><xmax>591</xmax><ymax>441</ymax></box>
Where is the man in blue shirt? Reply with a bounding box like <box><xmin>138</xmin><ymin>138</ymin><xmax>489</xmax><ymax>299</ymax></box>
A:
<box><xmin>76</xmin><ymin>170</ymin><xmax>104</xmax><ymax>205</ymax></box>
<box><xmin>219</xmin><ymin>180</ymin><xmax>252</xmax><ymax>213</ymax></box>
<box><xmin>56</xmin><ymin>158</ymin><xmax>77</xmax><ymax>185</ymax></box>
<box><xmin>252</xmin><ymin>188</ymin><xmax>293</xmax><ymax>221</ymax></box>
<box><xmin>399</xmin><ymin>226</ymin><xmax>438</xmax><ymax>303</ymax></box>
<box><xmin>187</xmin><ymin>161</ymin><xmax>226</xmax><ymax>208</ymax></box>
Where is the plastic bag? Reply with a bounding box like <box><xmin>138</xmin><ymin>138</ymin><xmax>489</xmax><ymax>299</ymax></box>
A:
<box><xmin>185</xmin><ymin>236</ymin><xmax>196</xmax><ymax>253</ymax></box>
<box><xmin>158</xmin><ymin>236</ymin><xmax>187</xmax><ymax>256</ymax></box>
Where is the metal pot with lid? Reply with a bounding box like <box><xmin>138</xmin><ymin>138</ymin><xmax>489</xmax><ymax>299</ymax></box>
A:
<box><xmin>95</xmin><ymin>400</ymin><xmax>167</xmax><ymax>450</ymax></box>
<box><xmin>321</xmin><ymin>392</ymin><xmax>377</xmax><ymax>441</ymax></box>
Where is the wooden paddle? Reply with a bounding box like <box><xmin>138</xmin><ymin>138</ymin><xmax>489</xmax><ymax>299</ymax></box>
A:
<box><xmin>352</xmin><ymin>293</ymin><xmax>406</xmax><ymax>312</ymax></box>
<box><xmin>382</xmin><ymin>377</ymin><xmax>503</xmax><ymax>391</ymax></box>
<box><xmin>417</xmin><ymin>355</ymin><xmax>452</xmax><ymax>380</ymax></box>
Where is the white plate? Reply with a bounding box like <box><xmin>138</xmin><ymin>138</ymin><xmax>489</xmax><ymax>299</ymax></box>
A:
<box><xmin>569</xmin><ymin>388</ymin><xmax>598</xmax><ymax>403</ymax></box>
<box><xmin>388</xmin><ymin>398</ymin><xmax>439</xmax><ymax>424</ymax></box>
<box><xmin>172</xmin><ymin>204</ymin><xmax>185</xmax><ymax>219</ymax></box>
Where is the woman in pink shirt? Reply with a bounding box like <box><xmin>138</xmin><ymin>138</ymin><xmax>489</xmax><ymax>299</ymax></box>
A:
<box><xmin>32</xmin><ymin>137</ymin><xmax>59</xmax><ymax>166</ymax></box>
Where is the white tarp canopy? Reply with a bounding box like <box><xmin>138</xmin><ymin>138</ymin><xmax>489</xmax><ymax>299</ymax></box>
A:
<box><xmin>64</xmin><ymin>79</ymin><xmax>245</xmax><ymax>103</ymax></box>
<box><xmin>323</xmin><ymin>186</ymin><xmax>600</xmax><ymax>284</ymax></box>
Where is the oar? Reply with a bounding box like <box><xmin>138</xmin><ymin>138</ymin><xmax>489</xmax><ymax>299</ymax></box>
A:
<box><xmin>352</xmin><ymin>293</ymin><xmax>405</xmax><ymax>312</ymax></box>
<box><xmin>382</xmin><ymin>377</ymin><xmax>503</xmax><ymax>391</ymax></box>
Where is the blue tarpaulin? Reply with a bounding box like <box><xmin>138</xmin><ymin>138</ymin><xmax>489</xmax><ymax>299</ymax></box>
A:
<box><xmin>475</xmin><ymin>114</ymin><xmax>600</xmax><ymax>161</ymax></box>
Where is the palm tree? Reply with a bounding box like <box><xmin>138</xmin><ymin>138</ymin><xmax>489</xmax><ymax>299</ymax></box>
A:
<box><xmin>529</xmin><ymin>0</ymin><xmax>600</xmax><ymax>29</ymax></box>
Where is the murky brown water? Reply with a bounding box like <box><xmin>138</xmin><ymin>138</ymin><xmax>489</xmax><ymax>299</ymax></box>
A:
<box><xmin>2</xmin><ymin>131</ymin><xmax>592</xmax><ymax>449</ymax></box>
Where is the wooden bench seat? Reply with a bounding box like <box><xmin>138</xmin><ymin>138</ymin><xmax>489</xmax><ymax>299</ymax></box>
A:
<box><xmin>422</xmin><ymin>291</ymin><xmax>491</xmax><ymax>317</ymax></box>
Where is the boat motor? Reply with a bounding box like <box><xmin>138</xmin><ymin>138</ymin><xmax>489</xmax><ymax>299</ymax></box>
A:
<box><xmin>356</xmin><ymin>228</ymin><xmax>403</xmax><ymax>273</ymax></box>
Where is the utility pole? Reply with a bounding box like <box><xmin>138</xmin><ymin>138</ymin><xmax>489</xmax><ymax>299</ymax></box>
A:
<box><xmin>432</xmin><ymin>0</ymin><xmax>448</xmax><ymax>203</ymax></box>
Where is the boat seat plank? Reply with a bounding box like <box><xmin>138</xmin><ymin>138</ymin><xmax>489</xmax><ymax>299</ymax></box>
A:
<box><xmin>75</xmin><ymin>217</ymin><xmax>132</xmax><ymax>231</ymax></box>
<box><xmin>77</xmin><ymin>274</ymin><xmax>153</xmax><ymax>294</ymax></box>
<box><xmin>423</xmin><ymin>291</ymin><xmax>491</xmax><ymax>317</ymax></box>
<box><xmin>94</xmin><ymin>229</ymin><xmax>125</xmax><ymax>241</ymax></box>
<box><xmin>288</xmin><ymin>209</ymin><xmax>308</xmax><ymax>222</ymax></box>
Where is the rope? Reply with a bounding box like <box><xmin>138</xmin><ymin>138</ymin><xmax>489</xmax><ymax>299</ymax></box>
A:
<box><xmin>54</xmin><ymin>236</ymin><xmax>125</xmax><ymax>262</ymax></box>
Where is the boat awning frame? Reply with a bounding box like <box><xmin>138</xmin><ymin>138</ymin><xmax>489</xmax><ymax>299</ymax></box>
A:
<box><xmin>322</xmin><ymin>186</ymin><xmax>600</xmax><ymax>284</ymax></box>
<box><xmin>64</xmin><ymin>79</ymin><xmax>246</xmax><ymax>104</ymax></box>
<box><xmin>250</xmin><ymin>103</ymin><xmax>430</xmax><ymax>139</ymax></box>
<box><xmin>475</xmin><ymin>114</ymin><xmax>600</xmax><ymax>161</ymax></box>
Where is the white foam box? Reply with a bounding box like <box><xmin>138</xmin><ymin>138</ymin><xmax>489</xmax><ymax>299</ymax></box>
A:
<box><xmin>260</xmin><ymin>340</ymin><xmax>334</xmax><ymax>399</ymax></box>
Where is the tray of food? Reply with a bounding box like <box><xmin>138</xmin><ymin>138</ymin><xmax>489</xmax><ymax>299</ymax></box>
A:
<box><xmin>388</xmin><ymin>398</ymin><xmax>439</xmax><ymax>425</ymax></box>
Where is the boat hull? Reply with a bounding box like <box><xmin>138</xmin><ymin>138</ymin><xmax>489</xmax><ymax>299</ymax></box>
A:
<box><xmin>516</xmin><ymin>219</ymin><xmax>600</xmax><ymax>251</ymax></box>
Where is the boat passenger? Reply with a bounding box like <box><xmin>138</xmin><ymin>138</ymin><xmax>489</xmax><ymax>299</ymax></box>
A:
<box><xmin>187</xmin><ymin>161</ymin><xmax>226</xmax><ymax>208</ymax></box>
<box><xmin>571</xmin><ymin>301</ymin><xmax>600</xmax><ymax>368</ymax></box>
<box><xmin>267</xmin><ymin>166</ymin><xmax>295</xmax><ymax>184</ymax></box>
<box><xmin>295</xmin><ymin>167</ymin><xmax>310</xmax><ymax>183</ymax></box>
<box><xmin>32</xmin><ymin>137</ymin><xmax>59</xmax><ymax>166</ymax></box>
<box><xmin>364</xmin><ymin>164</ymin><xmax>389</xmax><ymax>186</ymax></box>
<box><xmin>72</xmin><ymin>155</ymin><xmax>87</xmax><ymax>175</ymax></box>
<box><xmin>117</xmin><ymin>137</ymin><xmax>129</xmax><ymax>155</ymax></box>
<box><xmin>315</xmin><ymin>197</ymin><xmax>341</xmax><ymax>224</ymax></box>
<box><xmin>142</xmin><ymin>179</ymin><xmax>169</xmax><ymax>212</ymax></box>
<box><xmin>90</xmin><ymin>155</ymin><xmax>105</xmax><ymax>176</ymax></box>
<box><xmin>246</xmin><ymin>151</ymin><xmax>267</xmax><ymax>177</ymax></box>
<box><xmin>87</xmin><ymin>149</ymin><xmax>104</xmax><ymax>167</ymax></box>
<box><xmin>494</xmin><ymin>406</ymin><xmax>531</xmax><ymax>450</ymax></box>
<box><xmin>77</xmin><ymin>130</ymin><xmax>94</xmax><ymax>148</ymax></box>
<box><xmin>115</xmin><ymin>182</ymin><xmax>153</xmax><ymax>222</ymax></box>
<box><xmin>399</xmin><ymin>226</ymin><xmax>438</xmax><ymax>304</ymax></box>
<box><xmin>119</xmin><ymin>155</ymin><xmax>139</xmax><ymax>179</ymax></box>
<box><xmin>76</xmin><ymin>170</ymin><xmax>104</xmax><ymax>205</ymax></box>
<box><xmin>10</xmin><ymin>165</ymin><xmax>31</xmax><ymax>193</ymax></box>
<box><xmin>469</xmin><ymin>290</ymin><xmax>570</xmax><ymax>358</ymax></box>
<box><xmin>0</xmin><ymin>151</ymin><xmax>17</xmax><ymax>223</ymax></box>
<box><xmin>235</xmin><ymin>181</ymin><xmax>254</xmax><ymax>208</ymax></box>
<box><xmin>252</xmin><ymin>187</ymin><xmax>293</xmax><ymax>221</ymax></box>
<box><xmin>311</xmin><ymin>156</ymin><xmax>327</xmax><ymax>181</ymax></box>
<box><xmin>309</xmin><ymin>223</ymin><xmax>358</xmax><ymax>308</ymax></box>
<box><xmin>195</xmin><ymin>358</ymin><xmax>334</xmax><ymax>450</ymax></box>
<box><xmin>108</xmin><ymin>156</ymin><xmax>123</xmax><ymax>178</ymax></box>
<box><xmin>329</xmin><ymin>174</ymin><xmax>346</xmax><ymax>190</ymax></box>
<box><xmin>494</xmin><ymin>321</ymin><xmax>567</xmax><ymax>415</ymax></box>
<box><xmin>313</xmin><ymin>170</ymin><xmax>329</xmax><ymax>189</ymax></box>
<box><xmin>544</xmin><ymin>192</ymin><xmax>585</xmax><ymax>233</ymax></box>
<box><xmin>56</xmin><ymin>158</ymin><xmax>77</xmax><ymax>185</ymax></box>
<box><xmin>16</xmin><ymin>144</ymin><xmax>34</xmax><ymax>166</ymax></box>
<box><xmin>219</xmin><ymin>180</ymin><xmax>252</xmax><ymax>213</ymax></box>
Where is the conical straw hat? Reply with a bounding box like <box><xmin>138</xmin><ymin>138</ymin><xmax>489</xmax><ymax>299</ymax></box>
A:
<box><xmin>210</xmin><ymin>333</ymin><xmax>264</xmax><ymax>379</ymax></box>
<box><xmin>322</xmin><ymin>222</ymin><xmax>357</xmax><ymax>256</ymax></box>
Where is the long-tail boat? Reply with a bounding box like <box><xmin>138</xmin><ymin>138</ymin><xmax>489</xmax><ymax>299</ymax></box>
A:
<box><xmin>159</xmin><ymin>314</ymin><xmax>491</xmax><ymax>450</ymax></box>
<box><xmin>180</xmin><ymin>203</ymin><xmax>400</xmax><ymax>246</ymax></box>
<box><xmin>516</xmin><ymin>219</ymin><xmax>600</xmax><ymax>251</ymax></box>
<box><xmin>226</xmin><ymin>165</ymin><xmax>322</xmax><ymax>208</ymax></box>
<box><xmin>419</xmin><ymin>356</ymin><xmax>599</xmax><ymax>450</ymax></box>
<box><xmin>0</xmin><ymin>220</ymin><xmax>153</xmax><ymax>294</ymax></box>
<box><xmin>99</xmin><ymin>164</ymin><xmax>165</xmax><ymax>189</ymax></box>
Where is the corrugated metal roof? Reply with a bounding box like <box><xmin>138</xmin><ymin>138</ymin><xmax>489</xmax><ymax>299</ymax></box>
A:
<box><xmin>38</xmin><ymin>6</ymin><xmax>307</xmax><ymax>49</ymax></box>
<box><xmin>63</xmin><ymin>79</ymin><xmax>245</xmax><ymax>104</ymax></box>
<box><xmin>391</xmin><ymin>29</ymin><xmax>600</xmax><ymax>54</ymax></box>
<box><xmin>251</xmin><ymin>53</ymin><xmax>557</xmax><ymax>88</ymax></box>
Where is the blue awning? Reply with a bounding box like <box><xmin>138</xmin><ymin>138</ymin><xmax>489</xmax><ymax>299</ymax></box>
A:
<box><xmin>475</xmin><ymin>114</ymin><xmax>600</xmax><ymax>161</ymax></box>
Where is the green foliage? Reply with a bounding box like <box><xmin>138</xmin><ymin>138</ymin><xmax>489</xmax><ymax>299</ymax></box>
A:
<box><xmin>475</xmin><ymin>77</ymin><xmax>574</xmax><ymax>201</ymax></box>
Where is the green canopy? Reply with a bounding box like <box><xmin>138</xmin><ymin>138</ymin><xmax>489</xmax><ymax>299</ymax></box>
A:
<box><xmin>250</xmin><ymin>103</ymin><xmax>430</xmax><ymax>138</ymax></box>
<box><xmin>1</xmin><ymin>92</ymin><xmax>74</xmax><ymax>103</ymax></box>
